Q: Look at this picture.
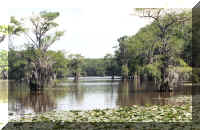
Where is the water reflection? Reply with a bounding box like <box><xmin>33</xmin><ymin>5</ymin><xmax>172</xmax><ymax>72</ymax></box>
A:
<box><xmin>69</xmin><ymin>82</ymin><xmax>84</xmax><ymax>104</ymax></box>
<box><xmin>116</xmin><ymin>80</ymin><xmax>192</xmax><ymax>106</ymax></box>
<box><xmin>0</xmin><ymin>80</ymin><xmax>8</xmax><ymax>128</ymax></box>
<box><xmin>8</xmin><ymin>82</ymin><xmax>68</xmax><ymax>115</ymax></box>
<box><xmin>6</xmin><ymin>77</ymin><xmax>196</xmax><ymax>116</ymax></box>
<box><xmin>0</xmin><ymin>80</ymin><xmax>8</xmax><ymax>103</ymax></box>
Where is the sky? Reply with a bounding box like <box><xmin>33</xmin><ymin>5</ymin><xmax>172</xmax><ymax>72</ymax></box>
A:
<box><xmin>0</xmin><ymin>0</ymin><xmax>198</xmax><ymax>58</ymax></box>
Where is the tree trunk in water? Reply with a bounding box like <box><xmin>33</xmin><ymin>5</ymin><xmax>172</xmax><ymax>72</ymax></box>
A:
<box><xmin>134</xmin><ymin>72</ymin><xmax>141</xmax><ymax>88</ymax></box>
<box><xmin>29</xmin><ymin>66</ymin><xmax>53</xmax><ymax>90</ymax></box>
<box><xmin>1</xmin><ymin>70</ymin><xmax>8</xmax><ymax>80</ymax></box>
<box><xmin>112</xmin><ymin>74</ymin><xmax>114</xmax><ymax>80</ymax></box>
<box><xmin>159</xmin><ymin>67</ymin><xmax>173</xmax><ymax>92</ymax></box>
<box><xmin>122</xmin><ymin>64</ymin><xmax>128</xmax><ymax>81</ymax></box>
<box><xmin>134</xmin><ymin>72</ymin><xmax>140</xmax><ymax>81</ymax></box>
<box><xmin>74</xmin><ymin>72</ymin><xmax>80</xmax><ymax>82</ymax></box>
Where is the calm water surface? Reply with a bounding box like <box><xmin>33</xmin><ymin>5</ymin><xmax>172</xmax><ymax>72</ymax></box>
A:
<box><xmin>0</xmin><ymin>80</ymin><xmax>8</xmax><ymax>128</ymax></box>
<box><xmin>5</xmin><ymin>77</ymin><xmax>198</xmax><ymax>117</ymax></box>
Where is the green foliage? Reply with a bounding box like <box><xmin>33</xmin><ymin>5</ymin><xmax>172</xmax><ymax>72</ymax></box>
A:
<box><xmin>0</xmin><ymin>50</ymin><xmax>8</xmax><ymax>74</ymax></box>
<box><xmin>9</xmin><ymin>17</ymin><xmax>25</xmax><ymax>35</ymax></box>
<box><xmin>40</xmin><ymin>11</ymin><xmax>60</xmax><ymax>21</ymax></box>
<box><xmin>142</xmin><ymin>63</ymin><xmax>161</xmax><ymax>80</ymax></box>
<box><xmin>47</xmin><ymin>50</ymin><xmax>69</xmax><ymax>78</ymax></box>
<box><xmin>8</xmin><ymin>50</ymin><xmax>69</xmax><ymax>80</ymax></box>
<box><xmin>121</xmin><ymin>65</ymin><xmax>129</xmax><ymax>79</ymax></box>
<box><xmin>192</xmin><ymin>68</ymin><xmax>200</xmax><ymax>83</ymax></box>
<box><xmin>104</xmin><ymin>54</ymin><xmax>120</xmax><ymax>76</ymax></box>
<box><xmin>81</xmin><ymin>59</ymin><xmax>105</xmax><ymax>76</ymax></box>
<box><xmin>8</xmin><ymin>11</ymin><xmax>65</xmax><ymax>87</ymax></box>
<box><xmin>8</xmin><ymin>50</ymin><xmax>31</xmax><ymax>79</ymax></box>
<box><xmin>115</xmin><ymin>9</ymin><xmax>192</xmax><ymax>84</ymax></box>
<box><xmin>81</xmin><ymin>59</ymin><xmax>99</xmax><ymax>76</ymax></box>
<box><xmin>74</xmin><ymin>56</ymin><xmax>121</xmax><ymax>77</ymax></box>
<box><xmin>192</xmin><ymin>8</ymin><xmax>200</xmax><ymax>83</ymax></box>
<box><xmin>0</xmin><ymin>25</ymin><xmax>8</xmax><ymax>43</ymax></box>
<box><xmin>115</xmin><ymin>36</ymin><xmax>130</xmax><ymax>66</ymax></box>
<box><xmin>68</xmin><ymin>54</ymin><xmax>84</xmax><ymax>77</ymax></box>
<box><xmin>0</xmin><ymin>25</ymin><xmax>8</xmax><ymax>35</ymax></box>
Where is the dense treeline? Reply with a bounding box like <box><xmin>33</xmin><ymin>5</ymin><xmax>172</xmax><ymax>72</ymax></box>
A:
<box><xmin>82</xmin><ymin>58</ymin><xmax>106</xmax><ymax>76</ymax></box>
<box><xmin>8</xmin><ymin>49</ymin><xmax>68</xmax><ymax>81</ymax></box>
<box><xmin>7</xmin><ymin>51</ymin><xmax>120</xmax><ymax>80</ymax></box>
<box><xmin>81</xmin><ymin>56</ymin><xmax>120</xmax><ymax>77</ymax></box>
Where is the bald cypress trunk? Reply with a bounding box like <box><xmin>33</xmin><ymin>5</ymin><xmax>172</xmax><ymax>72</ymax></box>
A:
<box><xmin>74</xmin><ymin>72</ymin><xmax>80</xmax><ymax>82</ymax></box>
<box><xmin>28</xmin><ymin>56</ymin><xmax>56</xmax><ymax>90</ymax></box>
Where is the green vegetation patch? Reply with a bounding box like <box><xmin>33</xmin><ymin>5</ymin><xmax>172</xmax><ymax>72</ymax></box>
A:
<box><xmin>10</xmin><ymin>96</ymin><xmax>192</xmax><ymax>123</ymax></box>
<box><xmin>6</xmin><ymin>96</ymin><xmax>200</xmax><ymax>129</ymax></box>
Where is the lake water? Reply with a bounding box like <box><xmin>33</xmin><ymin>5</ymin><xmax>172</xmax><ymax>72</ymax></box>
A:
<box><xmin>0</xmin><ymin>80</ymin><xmax>8</xmax><ymax>129</ymax></box>
<box><xmin>5</xmin><ymin>77</ymin><xmax>198</xmax><ymax>117</ymax></box>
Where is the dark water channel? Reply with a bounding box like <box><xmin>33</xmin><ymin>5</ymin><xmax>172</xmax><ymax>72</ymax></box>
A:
<box><xmin>7</xmin><ymin>77</ymin><xmax>198</xmax><ymax>116</ymax></box>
